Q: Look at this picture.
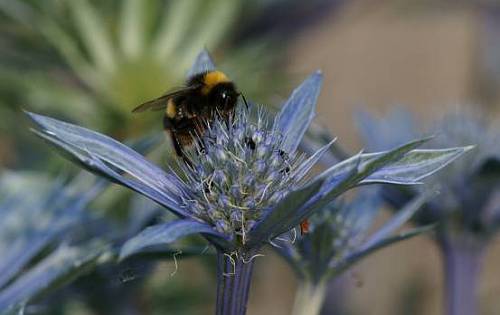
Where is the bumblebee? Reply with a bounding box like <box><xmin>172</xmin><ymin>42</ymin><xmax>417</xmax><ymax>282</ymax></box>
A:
<box><xmin>134</xmin><ymin>71</ymin><xmax>311</xmax><ymax>235</ymax></box>
<box><xmin>132</xmin><ymin>70</ymin><xmax>245</xmax><ymax>156</ymax></box>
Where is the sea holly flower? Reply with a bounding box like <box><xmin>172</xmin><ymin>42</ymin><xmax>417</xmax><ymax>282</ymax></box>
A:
<box><xmin>27</xmin><ymin>51</ymin><xmax>471</xmax><ymax>315</ymax></box>
<box><xmin>275</xmin><ymin>188</ymin><xmax>434</xmax><ymax>315</ymax></box>
<box><xmin>356</xmin><ymin>109</ymin><xmax>500</xmax><ymax>315</ymax></box>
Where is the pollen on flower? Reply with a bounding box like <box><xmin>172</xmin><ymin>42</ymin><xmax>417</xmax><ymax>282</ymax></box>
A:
<box><xmin>176</xmin><ymin>106</ymin><xmax>307</xmax><ymax>243</ymax></box>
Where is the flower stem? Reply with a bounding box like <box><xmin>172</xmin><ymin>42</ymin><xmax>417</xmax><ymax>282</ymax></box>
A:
<box><xmin>439</xmin><ymin>234</ymin><xmax>485</xmax><ymax>315</ymax></box>
<box><xmin>215</xmin><ymin>250</ymin><xmax>255</xmax><ymax>315</ymax></box>
<box><xmin>291</xmin><ymin>280</ymin><xmax>327</xmax><ymax>315</ymax></box>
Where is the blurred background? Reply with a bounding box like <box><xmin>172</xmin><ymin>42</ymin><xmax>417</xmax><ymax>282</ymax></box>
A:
<box><xmin>1</xmin><ymin>0</ymin><xmax>500</xmax><ymax>314</ymax></box>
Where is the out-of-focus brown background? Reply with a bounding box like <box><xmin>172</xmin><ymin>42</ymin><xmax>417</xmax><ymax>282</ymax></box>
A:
<box><xmin>2</xmin><ymin>0</ymin><xmax>500</xmax><ymax>314</ymax></box>
<box><xmin>249</xmin><ymin>2</ymin><xmax>500</xmax><ymax>315</ymax></box>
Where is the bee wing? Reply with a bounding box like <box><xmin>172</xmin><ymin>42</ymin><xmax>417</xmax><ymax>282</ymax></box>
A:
<box><xmin>131</xmin><ymin>86</ymin><xmax>199</xmax><ymax>113</ymax></box>
<box><xmin>131</xmin><ymin>95</ymin><xmax>170</xmax><ymax>113</ymax></box>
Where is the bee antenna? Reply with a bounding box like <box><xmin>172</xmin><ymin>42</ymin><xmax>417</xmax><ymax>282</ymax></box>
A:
<box><xmin>239</xmin><ymin>92</ymin><xmax>249</xmax><ymax>109</ymax></box>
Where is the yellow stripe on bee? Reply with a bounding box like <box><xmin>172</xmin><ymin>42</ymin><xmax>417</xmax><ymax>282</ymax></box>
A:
<box><xmin>201</xmin><ymin>71</ymin><xmax>230</xmax><ymax>95</ymax></box>
<box><xmin>166</xmin><ymin>99</ymin><xmax>177</xmax><ymax>118</ymax></box>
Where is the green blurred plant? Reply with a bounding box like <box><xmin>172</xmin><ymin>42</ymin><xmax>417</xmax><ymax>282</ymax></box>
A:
<box><xmin>0</xmin><ymin>0</ymin><xmax>284</xmax><ymax>171</ymax></box>
<box><xmin>0</xmin><ymin>0</ymin><xmax>279</xmax><ymax>136</ymax></box>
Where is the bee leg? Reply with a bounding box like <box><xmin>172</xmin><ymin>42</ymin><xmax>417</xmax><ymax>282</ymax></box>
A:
<box><xmin>164</xmin><ymin>116</ymin><xmax>184</xmax><ymax>157</ymax></box>
<box><xmin>171</xmin><ymin>133</ymin><xmax>185</xmax><ymax>157</ymax></box>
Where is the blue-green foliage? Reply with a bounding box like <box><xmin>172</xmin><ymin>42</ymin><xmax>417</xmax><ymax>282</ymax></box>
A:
<box><xmin>28</xmin><ymin>51</ymin><xmax>471</xmax><ymax>262</ymax></box>
<box><xmin>275</xmin><ymin>188</ymin><xmax>434</xmax><ymax>284</ymax></box>
<box><xmin>0</xmin><ymin>172</ymin><xmax>109</xmax><ymax>312</ymax></box>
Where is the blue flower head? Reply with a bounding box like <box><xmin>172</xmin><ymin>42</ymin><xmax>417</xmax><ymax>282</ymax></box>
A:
<box><xmin>27</xmin><ymin>51</ymin><xmax>471</xmax><ymax>260</ymax></box>
<box><xmin>177</xmin><ymin>106</ymin><xmax>306</xmax><ymax>241</ymax></box>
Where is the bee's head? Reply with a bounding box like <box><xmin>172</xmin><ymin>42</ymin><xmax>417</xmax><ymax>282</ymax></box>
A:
<box><xmin>210</xmin><ymin>82</ymin><xmax>239</xmax><ymax>112</ymax></box>
<box><xmin>201</xmin><ymin>71</ymin><xmax>247</xmax><ymax>112</ymax></box>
